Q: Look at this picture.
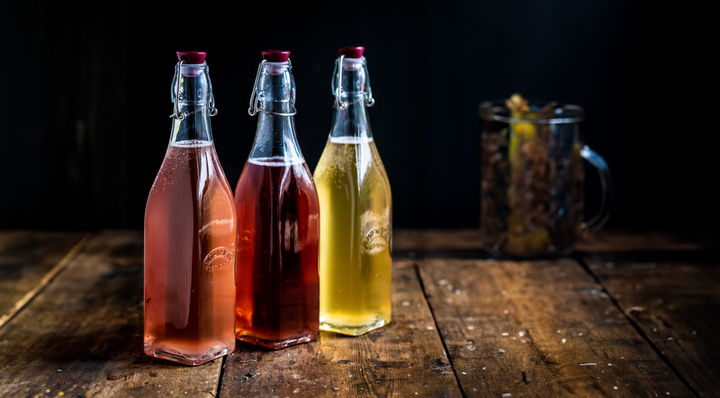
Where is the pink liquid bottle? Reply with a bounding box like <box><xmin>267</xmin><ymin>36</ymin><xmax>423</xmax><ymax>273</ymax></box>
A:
<box><xmin>144</xmin><ymin>51</ymin><xmax>237</xmax><ymax>365</ymax></box>
<box><xmin>234</xmin><ymin>50</ymin><xmax>320</xmax><ymax>349</ymax></box>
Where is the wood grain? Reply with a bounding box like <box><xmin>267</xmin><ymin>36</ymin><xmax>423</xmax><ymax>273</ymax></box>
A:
<box><xmin>219</xmin><ymin>261</ymin><xmax>462</xmax><ymax>398</ymax></box>
<box><xmin>419</xmin><ymin>258</ymin><xmax>693</xmax><ymax>397</ymax></box>
<box><xmin>393</xmin><ymin>229</ymin><xmax>489</xmax><ymax>260</ymax></box>
<box><xmin>584</xmin><ymin>251</ymin><xmax>720</xmax><ymax>397</ymax></box>
<box><xmin>1</xmin><ymin>229</ymin><xmax>714</xmax><ymax>397</ymax></box>
<box><xmin>576</xmin><ymin>231</ymin><xmax>716</xmax><ymax>252</ymax></box>
<box><xmin>0</xmin><ymin>231</ymin><xmax>223</xmax><ymax>398</ymax></box>
<box><xmin>393</xmin><ymin>229</ymin><xmax>713</xmax><ymax>255</ymax></box>
<box><xmin>0</xmin><ymin>231</ymin><xmax>88</xmax><ymax>328</ymax></box>
<box><xmin>394</xmin><ymin>229</ymin><xmax>482</xmax><ymax>251</ymax></box>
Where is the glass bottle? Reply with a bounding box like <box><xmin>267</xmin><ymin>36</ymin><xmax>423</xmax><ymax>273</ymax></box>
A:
<box><xmin>314</xmin><ymin>47</ymin><xmax>392</xmax><ymax>335</ymax></box>
<box><xmin>144</xmin><ymin>51</ymin><xmax>237</xmax><ymax>365</ymax></box>
<box><xmin>234</xmin><ymin>50</ymin><xmax>320</xmax><ymax>349</ymax></box>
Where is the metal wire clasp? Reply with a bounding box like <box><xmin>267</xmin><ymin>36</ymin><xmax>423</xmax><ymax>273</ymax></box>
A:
<box><xmin>334</xmin><ymin>55</ymin><xmax>347</xmax><ymax>111</ymax></box>
<box><xmin>170</xmin><ymin>60</ymin><xmax>186</xmax><ymax>120</ymax></box>
<box><xmin>170</xmin><ymin>61</ymin><xmax>218</xmax><ymax>119</ymax></box>
<box><xmin>248</xmin><ymin>59</ymin><xmax>297</xmax><ymax>117</ymax></box>
<box><xmin>365</xmin><ymin>61</ymin><xmax>375</xmax><ymax>107</ymax></box>
<box><xmin>334</xmin><ymin>55</ymin><xmax>376</xmax><ymax>109</ymax></box>
<box><xmin>248</xmin><ymin>60</ymin><xmax>265</xmax><ymax>116</ymax></box>
<box><xmin>209</xmin><ymin>93</ymin><xmax>218</xmax><ymax>116</ymax></box>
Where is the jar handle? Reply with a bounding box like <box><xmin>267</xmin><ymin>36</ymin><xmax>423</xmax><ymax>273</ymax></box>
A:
<box><xmin>580</xmin><ymin>145</ymin><xmax>612</xmax><ymax>234</ymax></box>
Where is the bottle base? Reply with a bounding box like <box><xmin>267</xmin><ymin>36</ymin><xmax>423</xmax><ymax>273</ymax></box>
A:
<box><xmin>320</xmin><ymin>317</ymin><xmax>388</xmax><ymax>336</ymax></box>
<box><xmin>144</xmin><ymin>344</ymin><xmax>232</xmax><ymax>366</ymax></box>
<box><xmin>236</xmin><ymin>332</ymin><xmax>317</xmax><ymax>350</ymax></box>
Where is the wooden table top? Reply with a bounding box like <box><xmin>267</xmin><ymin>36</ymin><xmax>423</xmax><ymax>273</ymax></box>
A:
<box><xmin>0</xmin><ymin>230</ymin><xmax>717</xmax><ymax>397</ymax></box>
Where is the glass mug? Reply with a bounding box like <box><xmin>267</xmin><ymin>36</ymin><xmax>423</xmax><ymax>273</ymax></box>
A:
<box><xmin>479</xmin><ymin>99</ymin><xmax>611</xmax><ymax>257</ymax></box>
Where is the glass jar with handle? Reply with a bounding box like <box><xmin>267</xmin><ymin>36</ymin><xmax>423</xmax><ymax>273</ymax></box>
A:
<box><xmin>479</xmin><ymin>94</ymin><xmax>611</xmax><ymax>257</ymax></box>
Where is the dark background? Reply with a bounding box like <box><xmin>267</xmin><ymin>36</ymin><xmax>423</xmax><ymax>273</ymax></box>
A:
<box><xmin>0</xmin><ymin>1</ymin><xmax>713</xmax><ymax>233</ymax></box>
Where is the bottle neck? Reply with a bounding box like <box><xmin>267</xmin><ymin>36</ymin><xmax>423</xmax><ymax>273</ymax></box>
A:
<box><xmin>249</xmin><ymin>61</ymin><xmax>303</xmax><ymax>161</ymax></box>
<box><xmin>330</xmin><ymin>57</ymin><xmax>373</xmax><ymax>140</ymax></box>
<box><xmin>330</xmin><ymin>94</ymin><xmax>372</xmax><ymax>139</ymax></box>
<box><xmin>170</xmin><ymin>62</ymin><xmax>214</xmax><ymax>143</ymax></box>
<box><xmin>171</xmin><ymin>106</ymin><xmax>213</xmax><ymax>143</ymax></box>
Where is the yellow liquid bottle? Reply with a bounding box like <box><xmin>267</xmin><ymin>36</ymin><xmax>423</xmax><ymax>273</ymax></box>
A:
<box><xmin>313</xmin><ymin>47</ymin><xmax>392</xmax><ymax>335</ymax></box>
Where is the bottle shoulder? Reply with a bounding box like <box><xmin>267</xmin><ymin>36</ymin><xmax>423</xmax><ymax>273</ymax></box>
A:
<box><xmin>236</xmin><ymin>157</ymin><xmax>316</xmax><ymax>196</ymax></box>
<box><xmin>315</xmin><ymin>137</ymin><xmax>386</xmax><ymax>169</ymax></box>
<box><xmin>148</xmin><ymin>141</ymin><xmax>232</xmax><ymax>198</ymax></box>
<box><xmin>314</xmin><ymin>139</ymin><xmax>391</xmax><ymax>195</ymax></box>
<box><xmin>146</xmin><ymin>141</ymin><xmax>236</xmax><ymax>228</ymax></box>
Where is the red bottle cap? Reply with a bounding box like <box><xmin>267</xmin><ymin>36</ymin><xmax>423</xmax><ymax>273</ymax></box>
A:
<box><xmin>338</xmin><ymin>47</ymin><xmax>364</xmax><ymax>58</ymax></box>
<box><xmin>262</xmin><ymin>50</ymin><xmax>290</xmax><ymax>62</ymax></box>
<box><xmin>176</xmin><ymin>51</ymin><xmax>207</xmax><ymax>64</ymax></box>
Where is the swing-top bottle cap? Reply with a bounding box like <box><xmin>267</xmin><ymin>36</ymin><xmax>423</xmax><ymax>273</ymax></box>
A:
<box><xmin>262</xmin><ymin>50</ymin><xmax>290</xmax><ymax>63</ymax></box>
<box><xmin>338</xmin><ymin>47</ymin><xmax>364</xmax><ymax>58</ymax></box>
<box><xmin>176</xmin><ymin>51</ymin><xmax>207</xmax><ymax>64</ymax></box>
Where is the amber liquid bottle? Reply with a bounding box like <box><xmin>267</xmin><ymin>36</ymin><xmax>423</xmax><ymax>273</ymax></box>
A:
<box><xmin>144</xmin><ymin>51</ymin><xmax>236</xmax><ymax>365</ymax></box>
<box><xmin>314</xmin><ymin>47</ymin><xmax>392</xmax><ymax>335</ymax></box>
<box><xmin>234</xmin><ymin>50</ymin><xmax>320</xmax><ymax>349</ymax></box>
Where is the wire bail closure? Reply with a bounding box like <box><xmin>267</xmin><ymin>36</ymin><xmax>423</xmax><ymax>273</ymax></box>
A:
<box><xmin>209</xmin><ymin>93</ymin><xmax>218</xmax><ymax>117</ymax></box>
<box><xmin>248</xmin><ymin>59</ymin><xmax>297</xmax><ymax>117</ymax></box>
<box><xmin>334</xmin><ymin>55</ymin><xmax>347</xmax><ymax>111</ymax></box>
<box><xmin>365</xmin><ymin>66</ymin><xmax>375</xmax><ymax>107</ymax></box>
<box><xmin>170</xmin><ymin>60</ymin><xmax>218</xmax><ymax>120</ymax></box>
<box><xmin>170</xmin><ymin>60</ymin><xmax>186</xmax><ymax>120</ymax></box>
<box><xmin>334</xmin><ymin>55</ymin><xmax>375</xmax><ymax>110</ymax></box>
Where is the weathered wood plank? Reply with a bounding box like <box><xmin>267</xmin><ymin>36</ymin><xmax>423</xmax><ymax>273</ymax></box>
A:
<box><xmin>393</xmin><ymin>229</ymin><xmax>713</xmax><ymax>255</ymax></box>
<box><xmin>393</xmin><ymin>229</ymin><xmax>489</xmax><ymax>259</ymax></box>
<box><xmin>0</xmin><ymin>231</ymin><xmax>89</xmax><ymax>328</ymax></box>
<box><xmin>576</xmin><ymin>232</ymin><xmax>716</xmax><ymax>252</ymax></box>
<box><xmin>394</xmin><ymin>229</ymin><xmax>482</xmax><ymax>251</ymax></box>
<box><xmin>419</xmin><ymin>258</ymin><xmax>693</xmax><ymax>397</ymax></box>
<box><xmin>0</xmin><ymin>231</ymin><xmax>223</xmax><ymax>398</ymax></box>
<box><xmin>584</xmin><ymin>251</ymin><xmax>720</xmax><ymax>397</ymax></box>
<box><xmin>219</xmin><ymin>261</ymin><xmax>462</xmax><ymax>398</ymax></box>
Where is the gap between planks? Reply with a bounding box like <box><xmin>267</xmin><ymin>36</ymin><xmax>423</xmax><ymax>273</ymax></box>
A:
<box><xmin>214</xmin><ymin>352</ymin><xmax>228</xmax><ymax>397</ymax></box>
<box><xmin>0</xmin><ymin>233</ymin><xmax>93</xmax><ymax>330</ymax></box>
<box><xmin>413</xmin><ymin>262</ymin><xmax>468</xmax><ymax>398</ymax></box>
<box><xmin>220</xmin><ymin>260</ymin><xmax>462</xmax><ymax>397</ymax></box>
<box><xmin>572</xmin><ymin>253</ymin><xmax>703</xmax><ymax>398</ymax></box>
<box><xmin>415</xmin><ymin>256</ymin><xmax>693</xmax><ymax>397</ymax></box>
